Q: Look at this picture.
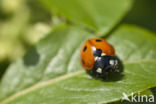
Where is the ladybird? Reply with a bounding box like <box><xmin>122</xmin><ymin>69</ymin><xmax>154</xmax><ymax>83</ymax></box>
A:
<box><xmin>80</xmin><ymin>38</ymin><xmax>119</xmax><ymax>78</ymax></box>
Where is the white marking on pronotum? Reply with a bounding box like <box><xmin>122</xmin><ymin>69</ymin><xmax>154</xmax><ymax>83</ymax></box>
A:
<box><xmin>92</xmin><ymin>46</ymin><xmax>96</xmax><ymax>51</ymax></box>
<box><xmin>96</xmin><ymin>68</ymin><xmax>102</xmax><ymax>73</ymax></box>
<box><xmin>95</xmin><ymin>57</ymin><xmax>98</xmax><ymax>61</ymax></box>
<box><xmin>95</xmin><ymin>57</ymin><xmax>101</xmax><ymax>61</ymax></box>
<box><xmin>101</xmin><ymin>53</ymin><xmax>106</xmax><ymax>56</ymax></box>
<box><xmin>115</xmin><ymin>60</ymin><xmax>118</xmax><ymax>65</ymax></box>
<box><xmin>109</xmin><ymin>60</ymin><xmax>114</xmax><ymax>65</ymax></box>
<box><xmin>98</xmin><ymin>57</ymin><xmax>101</xmax><ymax>60</ymax></box>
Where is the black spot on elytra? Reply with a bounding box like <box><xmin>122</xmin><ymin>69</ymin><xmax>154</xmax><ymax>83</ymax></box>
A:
<box><xmin>93</xmin><ymin>49</ymin><xmax>102</xmax><ymax>57</ymax></box>
<box><xmin>83</xmin><ymin>46</ymin><xmax>87</xmax><ymax>52</ymax></box>
<box><xmin>96</xmin><ymin>39</ymin><xmax>102</xmax><ymax>42</ymax></box>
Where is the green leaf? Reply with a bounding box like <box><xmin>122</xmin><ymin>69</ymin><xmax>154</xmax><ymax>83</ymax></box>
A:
<box><xmin>39</xmin><ymin>0</ymin><xmax>133</xmax><ymax>36</ymax></box>
<box><xmin>2</xmin><ymin>62</ymin><xmax>156</xmax><ymax>104</ymax></box>
<box><xmin>1</xmin><ymin>25</ymin><xmax>156</xmax><ymax>104</ymax></box>
<box><xmin>123</xmin><ymin>0</ymin><xmax>156</xmax><ymax>33</ymax></box>
<box><xmin>0</xmin><ymin>27</ymin><xmax>94</xmax><ymax>101</ymax></box>
<box><xmin>107</xmin><ymin>25</ymin><xmax>156</xmax><ymax>61</ymax></box>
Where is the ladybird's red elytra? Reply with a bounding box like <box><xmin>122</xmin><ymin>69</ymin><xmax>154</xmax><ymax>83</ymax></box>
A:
<box><xmin>80</xmin><ymin>38</ymin><xmax>119</xmax><ymax>78</ymax></box>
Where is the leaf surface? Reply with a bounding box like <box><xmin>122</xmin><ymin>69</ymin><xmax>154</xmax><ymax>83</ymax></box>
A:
<box><xmin>1</xmin><ymin>25</ymin><xmax>156</xmax><ymax>104</ymax></box>
<box><xmin>39</xmin><ymin>0</ymin><xmax>133</xmax><ymax>35</ymax></box>
<box><xmin>0</xmin><ymin>27</ymin><xmax>94</xmax><ymax>101</ymax></box>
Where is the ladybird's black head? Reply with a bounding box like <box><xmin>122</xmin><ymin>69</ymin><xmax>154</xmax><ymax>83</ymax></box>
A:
<box><xmin>95</xmin><ymin>56</ymin><xmax>119</xmax><ymax>72</ymax></box>
<box><xmin>89</xmin><ymin>56</ymin><xmax>120</xmax><ymax>79</ymax></box>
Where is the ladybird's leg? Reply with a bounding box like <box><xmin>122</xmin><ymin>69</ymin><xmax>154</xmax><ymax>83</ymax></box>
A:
<box><xmin>101</xmin><ymin>71</ymin><xmax>109</xmax><ymax>80</ymax></box>
<box><xmin>86</xmin><ymin>68</ymin><xmax>99</xmax><ymax>79</ymax></box>
<box><xmin>104</xmin><ymin>65</ymin><xmax>113</xmax><ymax>72</ymax></box>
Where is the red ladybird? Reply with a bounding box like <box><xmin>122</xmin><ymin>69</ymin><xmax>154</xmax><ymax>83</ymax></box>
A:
<box><xmin>80</xmin><ymin>38</ymin><xmax>119</xmax><ymax>78</ymax></box>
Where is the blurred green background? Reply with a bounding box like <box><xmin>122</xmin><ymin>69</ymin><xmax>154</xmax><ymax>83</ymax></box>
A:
<box><xmin>0</xmin><ymin>0</ymin><xmax>156</xmax><ymax>79</ymax></box>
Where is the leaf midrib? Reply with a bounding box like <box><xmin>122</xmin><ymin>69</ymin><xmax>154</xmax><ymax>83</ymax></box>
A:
<box><xmin>1</xmin><ymin>59</ymin><xmax>156</xmax><ymax>104</ymax></box>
